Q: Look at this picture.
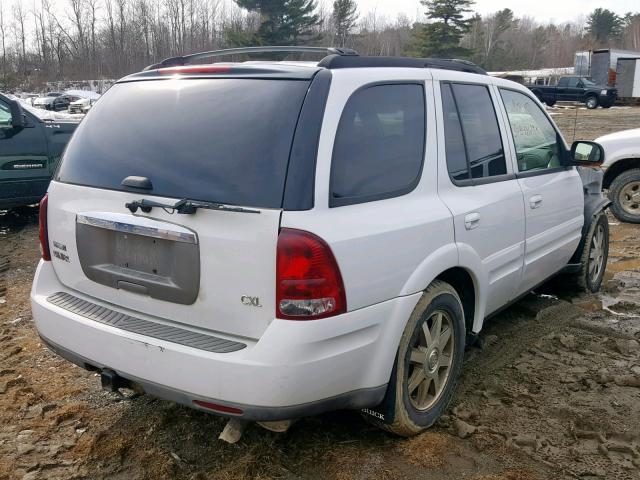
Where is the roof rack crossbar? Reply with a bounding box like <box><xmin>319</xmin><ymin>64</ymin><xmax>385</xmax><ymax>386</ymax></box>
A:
<box><xmin>317</xmin><ymin>55</ymin><xmax>487</xmax><ymax>75</ymax></box>
<box><xmin>144</xmin><ymin>46</ymin><xmax>359</xmax><ymax>71</ymax></box>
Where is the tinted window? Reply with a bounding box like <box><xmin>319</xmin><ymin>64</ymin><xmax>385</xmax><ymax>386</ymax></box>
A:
<box><xmin>330</xmin><ymin>84</ymin><xmax>425</xmax><ymax>206</ymax></box>
<box><xmin>567</xmin><ymin>77</ymin><xmax>580</xmax><ymax>88</ymax></box>
<box><xmin>441</xmin><ymin>84</ymin><xmax>468</xmax><ymax>181</ymax></box>
<box><xmin>442</xmin><ymin>83</ymin><xmax>507</xmax><ymax>182</ymax></box>
<box><xmin>0</xmin><ymin>100</ymin><xmax>12</xmax><ymax>127</ymax></box>
<box><xmin>57</xmin><ymin>79</ymin><xmax>310</xmax><ymax>209</ymax></box>
<box><xmin>500</xmin><ymin>89</ymin><xmax>563</xmax><ymax>172</ymax></box>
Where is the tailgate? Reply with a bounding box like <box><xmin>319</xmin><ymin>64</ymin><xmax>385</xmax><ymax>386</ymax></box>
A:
<box><xmin>47</xmin><ymin>181</ymin><xmax>281</xmax><ymax>340</ymax></box>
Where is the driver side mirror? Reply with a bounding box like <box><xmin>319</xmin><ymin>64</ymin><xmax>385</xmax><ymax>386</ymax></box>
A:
<box><xmin>8</xmin><ymin>99</ymin><xmax>25</xmax><ymax>129</ymax></box>
<box><xmin>570</xmin><ymin>141</ymin><xmax>604</xmax><ymax>166</ymax></box>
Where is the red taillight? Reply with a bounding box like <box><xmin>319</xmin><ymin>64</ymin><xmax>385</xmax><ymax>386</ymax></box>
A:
<box><xmin>157</xmin><ymin>65</ymin><xmax>232</xmax><ymax>75</ymax></box>
<box><xmin>276</xmin><ymin>228</ymin><xmax>346</xmax><ymax>320</ymax></box>
<box><xmin>39</xmin><ymin>193</ymin><xmax>51</xmax><ymax>261</ymax></box>
<box><xmin>192</xmin><ymin>400</ymin><xmax>243</xmax><ymax>415</ymax></box>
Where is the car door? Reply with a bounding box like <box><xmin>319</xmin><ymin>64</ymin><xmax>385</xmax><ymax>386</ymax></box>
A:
<box><xmin>435</xmin><ymin>77</ymin><xmax>526</xmax><ymax>318</ymax></box>
<box><xmin>0</xmin><ymin>98</ymin><xmax>51</xmax><ymax>207</ymax></box>
<box><xmin>557</xmin><ymin>77</ymin><xmax>579</xmax><ymax>101</ymax></box>
<box><xmin>497</xmin><ymin>87</ymin><xmax>584</xmax><ymax>295</ymax></box>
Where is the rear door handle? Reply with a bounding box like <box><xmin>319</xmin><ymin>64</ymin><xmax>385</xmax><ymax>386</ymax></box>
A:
<box><xmin>529</xmin><ymin>195</ymin><xmax>543</xmax><ymax>209</ymax></box>
<box><xmin>464</xmin><ymin>212</ymin><xmax>480</xmax><ymax>230</ymax></box>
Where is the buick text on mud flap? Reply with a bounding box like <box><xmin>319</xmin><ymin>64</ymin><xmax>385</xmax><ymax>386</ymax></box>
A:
<box><xmin>361</xmin><ymin>408</ymin><xmax>385</xmax><ymax>421</ymax></box>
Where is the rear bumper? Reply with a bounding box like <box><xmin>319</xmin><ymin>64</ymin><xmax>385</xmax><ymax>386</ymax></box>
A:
<box><xmin>31</xmin><ymin>261</ymin><xmax>420</xmax><ymax>420</ymax></box>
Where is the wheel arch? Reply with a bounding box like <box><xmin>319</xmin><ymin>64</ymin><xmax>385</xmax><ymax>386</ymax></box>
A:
<box><xmin>400</xmin><ymin>246</ymin><xmax>484</xmax><ymax>335</ymax></box>
<box><xmin>603</xmin><ymin>158</ymin><xmax>640</xmax><ymax>189</ymax></box>
<box><xmin>434</xmin><ymin>267</ymin><xmax>476</xmax><ymax>336</ymax></box>
<box><xmin>569</xmin><ymin>196</ymin><xmax>611</xmax><ymax>265</ymax></box>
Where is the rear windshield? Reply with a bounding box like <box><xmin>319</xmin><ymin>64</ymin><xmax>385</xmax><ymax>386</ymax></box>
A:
<box><xmin>56</xmin><ymin>78</ymin><xmax>310</xmax><ymax>208</ymax></box>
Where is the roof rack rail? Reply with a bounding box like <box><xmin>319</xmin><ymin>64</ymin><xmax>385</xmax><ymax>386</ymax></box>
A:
<box><xmin>144</xmin><ymin>46</ymin><xmax>359</xmax><ymax>71</ymax></box>
<box><xmin>318</xmin><ymin>55</ymin><xmax>487</xmax><ymax>75</ymax></box>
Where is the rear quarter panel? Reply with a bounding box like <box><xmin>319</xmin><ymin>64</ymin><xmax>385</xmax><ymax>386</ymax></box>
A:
<box><xmin>281</xmin><ymin>69</ymin><xmax>458</xmax><ymax>312</ymax></box>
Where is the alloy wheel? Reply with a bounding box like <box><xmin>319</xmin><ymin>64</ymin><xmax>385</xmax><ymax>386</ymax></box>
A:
<box><xmin>406</xmin><ymin>310</ymin><xmax>454</xmax><ymax>411</ymax></box>
<box><xmin>588</xmin><ymin>224</ymin><xmax>605</xmax><ymax>284</ymax></box>
<box><xmin>619</xmin><ymin>181</ymin><xmax>640</xmax><ymax>215</ymax></box>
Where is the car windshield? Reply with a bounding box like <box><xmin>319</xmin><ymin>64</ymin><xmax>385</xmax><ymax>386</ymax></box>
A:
<box><xmin>581</xmin><ymin>78</ymin><xmax>597</xmax><ymax>86</ymax></box>
<box><xmin>56</xmin><ymin>78</ymin><xmax>311</xmax><ymax>209</ymax></box>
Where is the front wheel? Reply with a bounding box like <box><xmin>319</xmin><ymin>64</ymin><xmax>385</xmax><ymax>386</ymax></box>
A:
<box><xmin>575</xmin><ymin>212</ymin><xmax>609</xmax><ymax>292</ymax></box>
<box><xmin>545</xmin><ymin>100</ymin><xmax>556</xmax><ymax>107</ymax></box>
<box><xmin>381</xmin><ymin>281</ymin><xmax>466</xmax><ymax>437</ymax></box>
<box><xmin>609</xmin><ymin>168</ymin><xmax>640</xmax><ymax>223</ymax></box>
<box><xmin>585</xmin><ymin>96</ymin><xmax>599</xmax><ymax>109</ymax></box>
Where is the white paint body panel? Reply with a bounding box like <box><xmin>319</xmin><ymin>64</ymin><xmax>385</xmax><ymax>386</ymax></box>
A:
<box><xmin>515</xmin><ymin>171</ymin><xmax>584</xmax><ymax>293</ymax></box>
<box><xmin>31</xmin><ymin>66</ymin><xmax>589</xmax><ymax>410</ymax></box>
<box><xmin>45</xmin><ymin>181</ymin><xmax>281</xmax><ymax>340</ymax></box>
<box><xmin>32</xmin><ymin>260</ymin><xmax>420</xmax><ymax>406</ymax></box>
<box><xmin>596</xmin><ymin>128</ymin><xmax>640</xmax><ymax>168</ymax></box>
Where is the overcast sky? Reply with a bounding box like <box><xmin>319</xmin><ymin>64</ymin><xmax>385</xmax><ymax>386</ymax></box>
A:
<box><xmin>13</xmin><ymin>0</ymin><xmax>640</xmax><ymax>26</ymax></box>
<box><xmin>356</xmin><ymin>0</ymin><xmax>639</xmax><ymax>23</ymax></box>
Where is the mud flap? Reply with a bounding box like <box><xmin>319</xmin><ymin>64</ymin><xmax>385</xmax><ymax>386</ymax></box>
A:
<box><xmin>361</xmin><ymin>362</ymin><xmax>398</xmax><ymax>425</ymax></box>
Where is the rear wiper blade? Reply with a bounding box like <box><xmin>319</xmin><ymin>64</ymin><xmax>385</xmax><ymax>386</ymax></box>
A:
<box><xmin>125</xmin><ymin>198</ymin><xmax>260</xmax><ymax>215</ymax></box>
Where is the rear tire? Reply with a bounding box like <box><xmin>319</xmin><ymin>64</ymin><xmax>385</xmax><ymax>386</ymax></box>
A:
<box><xmin>585</xmin><ymin>96</ymin><xmax>599</xmax><ymax>109</ymax></box>
<box><xmin>574</xmin><ymin>212</ymin><xmax>609</xmax><ymax>293</ymax></box>
<box><xmin>545</xmin><ymin>100</ymin><xmax>556</xmax><ymax>107</ymax></box>
<box><xmin>609</xmin><ymin>169</ymin><xmax>640</xmax><ymax>223</ymax></box>
<box><xmin>380</xmin><ymin>281</ymin><xmax>466</xmax><ymax>437</ymax></box>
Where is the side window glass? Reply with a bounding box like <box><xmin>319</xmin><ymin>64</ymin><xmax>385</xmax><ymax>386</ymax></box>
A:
<box><xmin>441</xmin><ymin>84</ymin><xmax>469</xmax><ymax>181</ymax></box>
<box><xmin>500</xmin><ymin>89</ymin><xmax>563</xmax><ymax>172</ymax></box>
<box><xmin>567</xmin><ymin>77</ymin><xmax>579</xmax><ymax>88</ymax></box>
<box><xmin>0</xmin><ymin>101</ymin><xmax>13</xmax><ymax>127</ymax></box>
<box><xmin>441</xmin><ymin>83</ymin><xmax>507</xmax><ymax>182</ymax></box>
<box><xmin>330</xmin><ymin>83</ymin><xmax>426</xmax><ymax>207</ymax></box>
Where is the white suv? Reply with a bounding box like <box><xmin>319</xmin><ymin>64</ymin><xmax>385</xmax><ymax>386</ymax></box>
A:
<box><xmin>31</xmin><ymin>47</ymin><xmax>610</xmax><ymax>436</ymax></box>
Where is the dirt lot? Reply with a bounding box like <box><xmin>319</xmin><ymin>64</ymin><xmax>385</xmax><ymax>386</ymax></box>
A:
<box><xmin>1</xmin><ymin>107</ymin><xmax>640</xmax><ymax>480</ymax></box>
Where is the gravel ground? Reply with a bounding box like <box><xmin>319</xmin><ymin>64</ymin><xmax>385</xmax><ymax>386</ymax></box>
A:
<box><xmin>0</xmin><ymin>107</ymin><xmax>639</xmax><ymax>480</ymax></box>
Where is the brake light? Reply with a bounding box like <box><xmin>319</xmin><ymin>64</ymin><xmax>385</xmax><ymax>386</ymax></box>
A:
<box><xmin>39</xmin><ymin>193</ymin><xmax>51</xmax><ymax>261</ymax></box>
<box><xmin>276</xmin><ymin>228</ymin><xmax>346</xmax><ymax>320</ymax></box>
<box><xmin>157</xmin><ymin>65</ymin><xmax>231</xmax><ymax>75</ymax></box>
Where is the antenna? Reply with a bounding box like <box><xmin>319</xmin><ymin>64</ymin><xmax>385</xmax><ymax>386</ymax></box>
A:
<box><xmin>571</xmin><ymin>104</ymin><xmax>579</xmax><ymax>143</ymax></box>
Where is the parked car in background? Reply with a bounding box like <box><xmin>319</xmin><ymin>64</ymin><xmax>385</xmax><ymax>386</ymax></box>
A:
<box><xmin>68</xmin><ymin>98</ymin><xmax>92</xmax><ymax>114</ymax></box>
<box><xmin>527</xmin><ymin>76</ymin><xmax>617</xmax><ymax>109</ymax></box>
<box><xmin>49</xmin><ymin>94</ymin><xmax>78</xmax><ymax>112</ymax></box>
<box><xmin>31</xmin><ymin>47</ymin><xmax>610</xmax><ymax>438</ymax></box>
<box><xmin>0</xmin><ymin>92</ymin><xmax>80</xmax><ymax>210</ymax></box>
<box><xmin>597</xmin><ymin>128</ymin><xmax>640</xmax><ymax>223</ymax></box>
<box><xmin>67</xmin><ymin>90</ymin><xmax>100</xmax><ymax>114</ymax></box>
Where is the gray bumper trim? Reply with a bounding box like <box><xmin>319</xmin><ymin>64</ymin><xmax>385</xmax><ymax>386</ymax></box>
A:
<box><xmin>39</xmin><ymin>334</ymin><xmax>387</xmax><ymax>421</ymax></box>
<box><xmin>47</xmin><ymin>291</ymin><xmax>245</xmax><ymax>353</ymax></box>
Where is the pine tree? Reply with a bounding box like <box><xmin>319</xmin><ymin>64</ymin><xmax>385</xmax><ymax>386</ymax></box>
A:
<box><xmin>587</xmin><ymin>8</ymin><xmax>622</xmax><ymax>46</ymax></box>
<box><xmin>409</xmin><ymin>0</ymin><xmax>474</xmax><ymax>58</ymax></box>
<box><xmin>332</xmin><ymin>0</ymin><xmax>358</xmax><ymax>47</ymax></box>
<box><xmin>233</xmin><ymin>0</ymin><xmax>320</xmax><ymax>46</ymax></box>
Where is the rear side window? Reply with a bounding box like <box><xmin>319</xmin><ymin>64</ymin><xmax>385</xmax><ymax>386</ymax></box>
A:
<box><xmin>330</xmin><ymin>83</ymin><xmax>426</xmax><ymax>207</ymax></box>
<box><xmin>441</xmin><ymin>83</ymin><xmax>507</xmax><ymax>183</ymax></box>
<box><xmin>56</xmin><ymin>79</ymin><xmax>310</xmax><ymax>209</ymax></box>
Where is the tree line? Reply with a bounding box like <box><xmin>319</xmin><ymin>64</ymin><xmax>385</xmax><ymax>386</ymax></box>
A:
<box><xmin>1</xmin><ymin>0</ymin><xmax>640</xmax><ymax>90</ymax></box>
